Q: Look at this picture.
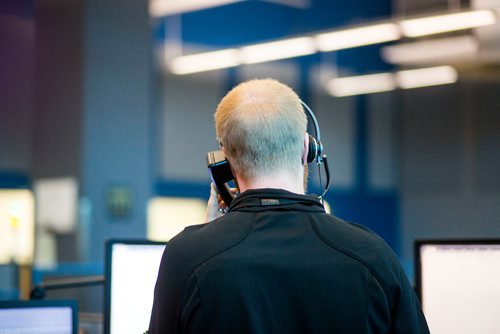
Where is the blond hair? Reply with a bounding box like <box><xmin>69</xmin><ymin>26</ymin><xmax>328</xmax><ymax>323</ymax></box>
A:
<box><xmin>215</xmin><ymin>79</ymin><xmax>307</xmax><ymax>180</ymax></box>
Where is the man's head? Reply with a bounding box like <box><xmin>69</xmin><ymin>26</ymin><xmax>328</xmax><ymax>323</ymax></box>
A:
<box><xmin>215</xmin><ymin>79</ymin><xmax>307</xmax><ymax>183</ymax></box>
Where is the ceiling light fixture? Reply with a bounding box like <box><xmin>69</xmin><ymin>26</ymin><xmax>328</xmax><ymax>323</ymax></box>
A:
<box><xmin>327</xmin><ymin>73</ymin><xmax>396</xmax><ymax>97</ymax></box>
<box><xmin>169</xmin><ymin>49</ymin><xmax>241</xmax><ymax>75</ymax></box>
<box><xmin>396</xmin><ymin>66</ymin><xmax>458</xmax><ymax>89</ymax></box>
<box><xmin>241</xmin><ymin>37</ymin><xmax>316</xmax><ymax>64</ymax></box>
<box><xmin>316</xmin><ymin>23</ymin><xmax>401</xmax><ymax>52</ymax></box>
<box><xmin>400</xmin><ymin>10</ymin><xmax>496</xmax><ymax>37</ymax></box>
<box><xmin>327</xmin><ymin>66</ymin><xmax>458</xmax><ymax>97</ymax></box>
<box><xmin>381</xmin><ymin>36</ymin><xmax>479</xmax><ymax>65</ymax></box>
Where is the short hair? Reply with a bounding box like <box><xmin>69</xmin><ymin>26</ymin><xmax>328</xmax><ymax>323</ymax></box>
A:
<box><xmin>215</xmin><ymin>79</ymin><xmax>307</xmax><ymax>180</ymax></box>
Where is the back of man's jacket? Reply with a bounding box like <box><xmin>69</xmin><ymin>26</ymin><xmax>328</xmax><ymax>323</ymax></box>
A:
<box><xmin>149</xmin><ymin>189</ymin><xmax>429</xmax><ymax>334</ymax></box>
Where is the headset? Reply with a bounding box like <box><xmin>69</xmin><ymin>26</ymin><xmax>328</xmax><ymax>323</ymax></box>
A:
<box><xmin>207</xmin><ymin>99</ymin><xmax>331</xmax><ymax>206</ymax></box>
<box><xmin>300</xmin><ymin>99</ymin><xmax>331</xmax><ymax>203</ymax></box>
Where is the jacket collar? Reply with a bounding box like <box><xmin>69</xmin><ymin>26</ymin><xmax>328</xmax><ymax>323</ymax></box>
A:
<box><xmin>228</xmin><ymin>188</ymin><xmax>325</xmax><ymax>213</ymax></box>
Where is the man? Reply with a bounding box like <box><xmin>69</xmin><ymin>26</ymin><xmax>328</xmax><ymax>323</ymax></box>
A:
<box><xmin>149</xmin><ymin>79</ymin><xmax>429</xmax><ymax>333</ymax></box>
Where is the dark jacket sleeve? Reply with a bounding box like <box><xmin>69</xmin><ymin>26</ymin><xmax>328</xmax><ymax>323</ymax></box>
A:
<box><xmin>389</xmin><ymin>266</ymin><xmax>430</xmax><ymax>334</ymax></box>
<box><xmin>149</xmin><ymin>241</ymin><xmax>190</xmax><ymax>334</ymax></box>
<box><xmin>148</xmin><ymin>247</ymin><xmax>176</xmax><ymax>333</ymax></box>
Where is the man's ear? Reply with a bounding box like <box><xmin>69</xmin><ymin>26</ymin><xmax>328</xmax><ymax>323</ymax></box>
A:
<box><xmin>302</xmin><ymin>132</ymin><xmax>309</xmax><ymax>166</ymax></box>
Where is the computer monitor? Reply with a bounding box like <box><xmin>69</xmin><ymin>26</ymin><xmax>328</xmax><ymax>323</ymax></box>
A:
<box><xmin>415</xmin><ymin>239</ymin><xmax>500</xmax><ymax>334</ymax></box>
<box><xmin>0</xmin><ymin>300</ymin><xmax>78</xmax><ymax>334</ymax></box>
<box><xmin>105</xmin><ymin>239</ymin><xmax>167</xmax><ymax>334</ymax></box>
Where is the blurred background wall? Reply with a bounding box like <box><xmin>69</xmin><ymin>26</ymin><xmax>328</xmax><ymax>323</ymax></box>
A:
<box><xmin>1</xmin><ymin>0</ymin><xmax>499</xmax><ymax>316</ymax></box>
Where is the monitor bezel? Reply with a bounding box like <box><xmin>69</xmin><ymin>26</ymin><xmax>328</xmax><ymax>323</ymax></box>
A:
<box><xmin>414</xmin><ymin>238</ymin><xmax>500</xmax><ymax>305</ymax></box>
<box><xmin>104</xmin><ymin>239</ymin><xmax>167</xmax><ymax>334</ymax></box>
<box><xmin>0</xmin><ymin>299</ymin><xmax>78</xmax><ymax>334</ymax></box>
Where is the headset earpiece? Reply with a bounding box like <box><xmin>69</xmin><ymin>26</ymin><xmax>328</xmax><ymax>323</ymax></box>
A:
<box><xmin>307</xmin><ymin>135</ymin><xmax>323</xmax><ymax>164</ymax></box>
<box><xmin>300</xmin><ymin>99</ymin><xmax>331</xmax><ymax>200</ymax></box>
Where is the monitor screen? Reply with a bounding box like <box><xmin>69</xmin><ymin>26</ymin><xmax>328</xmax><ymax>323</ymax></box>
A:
<box><xmin>105</xmin><ymin>239</ymin><xmax>167</xmax><ymax>334</ymax></box>
<box><xmin>0</xmin><ymin>300</ymin><xmax>77</xmax><ymax>334</ymax></box>
<box><xmin>415</xmin><ymin>239</ymin><xmax>500</xmax><ymax>334</ymax></box>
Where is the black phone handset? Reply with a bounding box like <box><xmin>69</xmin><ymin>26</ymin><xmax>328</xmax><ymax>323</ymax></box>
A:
<box><xmin>207</xmin><ymin>150</ymin><xmax>238</xmax><ymax>206</ymax></box>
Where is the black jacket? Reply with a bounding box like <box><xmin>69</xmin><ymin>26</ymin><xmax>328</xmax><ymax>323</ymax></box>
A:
<box><xmin>149</xmin><ymin>189</ymin><xmax>429</xmax><ymax>333</ymax></box>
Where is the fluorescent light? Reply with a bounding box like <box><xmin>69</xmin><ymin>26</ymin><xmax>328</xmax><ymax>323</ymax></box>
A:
<box><xmin>400</xmin><ymin>10</ymin><xmax>497</xmax><ymax>37</ymax></box>
<box><xmin>326</xmin><ymin>66</ymin><xmax>458</xmax><ymax>96</ymax></box>
<box><xmin>169</xmin><ymin>49</ymin><xmax>241</xmax><ymax>74</ymax></box>
<box><xmin>150</xmin><ymin>0</ymin><xmax>244</xmax><ymax>17</ymax></box>
<box><xmin>396</xmin><ymin>66</ymin><xmax>458</xmax><ymax>89</ymax></box>
<box><xmin>316</xmin><ymin>23</ymin><xmax>400</xmax><ymax>51</ymax></box>
<box><xmin>241</xmin><ymin>37</ymin><xmax>316</xmax><ymax>64</ymax></box>
<box><xmin>327</xmin><ymin>73</ymin><xmax>396</xmax><ymax>97</ymax></box>
<box><xmin>381</xmin><ymin>36</ymin><xmax>479</xmax><ymax>64</ymax></box>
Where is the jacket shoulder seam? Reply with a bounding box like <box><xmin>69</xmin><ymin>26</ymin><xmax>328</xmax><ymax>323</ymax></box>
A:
<box><xmin>306</xmin><ymin>213</ymin><xmax>392</xmax><ymax>300</ymax></box>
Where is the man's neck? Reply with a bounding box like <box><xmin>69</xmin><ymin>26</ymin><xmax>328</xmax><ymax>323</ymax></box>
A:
<box><xmin>236</xmin><ymin>170</ymin><xmax>305</xmax><ymax>195</ymax></box>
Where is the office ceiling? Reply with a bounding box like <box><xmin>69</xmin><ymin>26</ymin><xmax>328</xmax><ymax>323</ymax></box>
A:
<box><xmin>154</xmin><ymin>0</ymin><xmax>394</xmax><ymax>73</ymax></box>
<box><xmin>152</xmin><ymin>0</ymin><xmax>500</xmax><ymax>79</ymax></box>
<box><xmin>159</xmin><ymin>1</ymin><xmax>392</xmax><ymax>46</ymax></box>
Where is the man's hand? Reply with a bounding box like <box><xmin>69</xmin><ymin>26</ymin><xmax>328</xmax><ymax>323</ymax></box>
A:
<box><xmin>204</xmin><ymin>183</ymin><xmax>229</xmax><ymax>223</ymax></box>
